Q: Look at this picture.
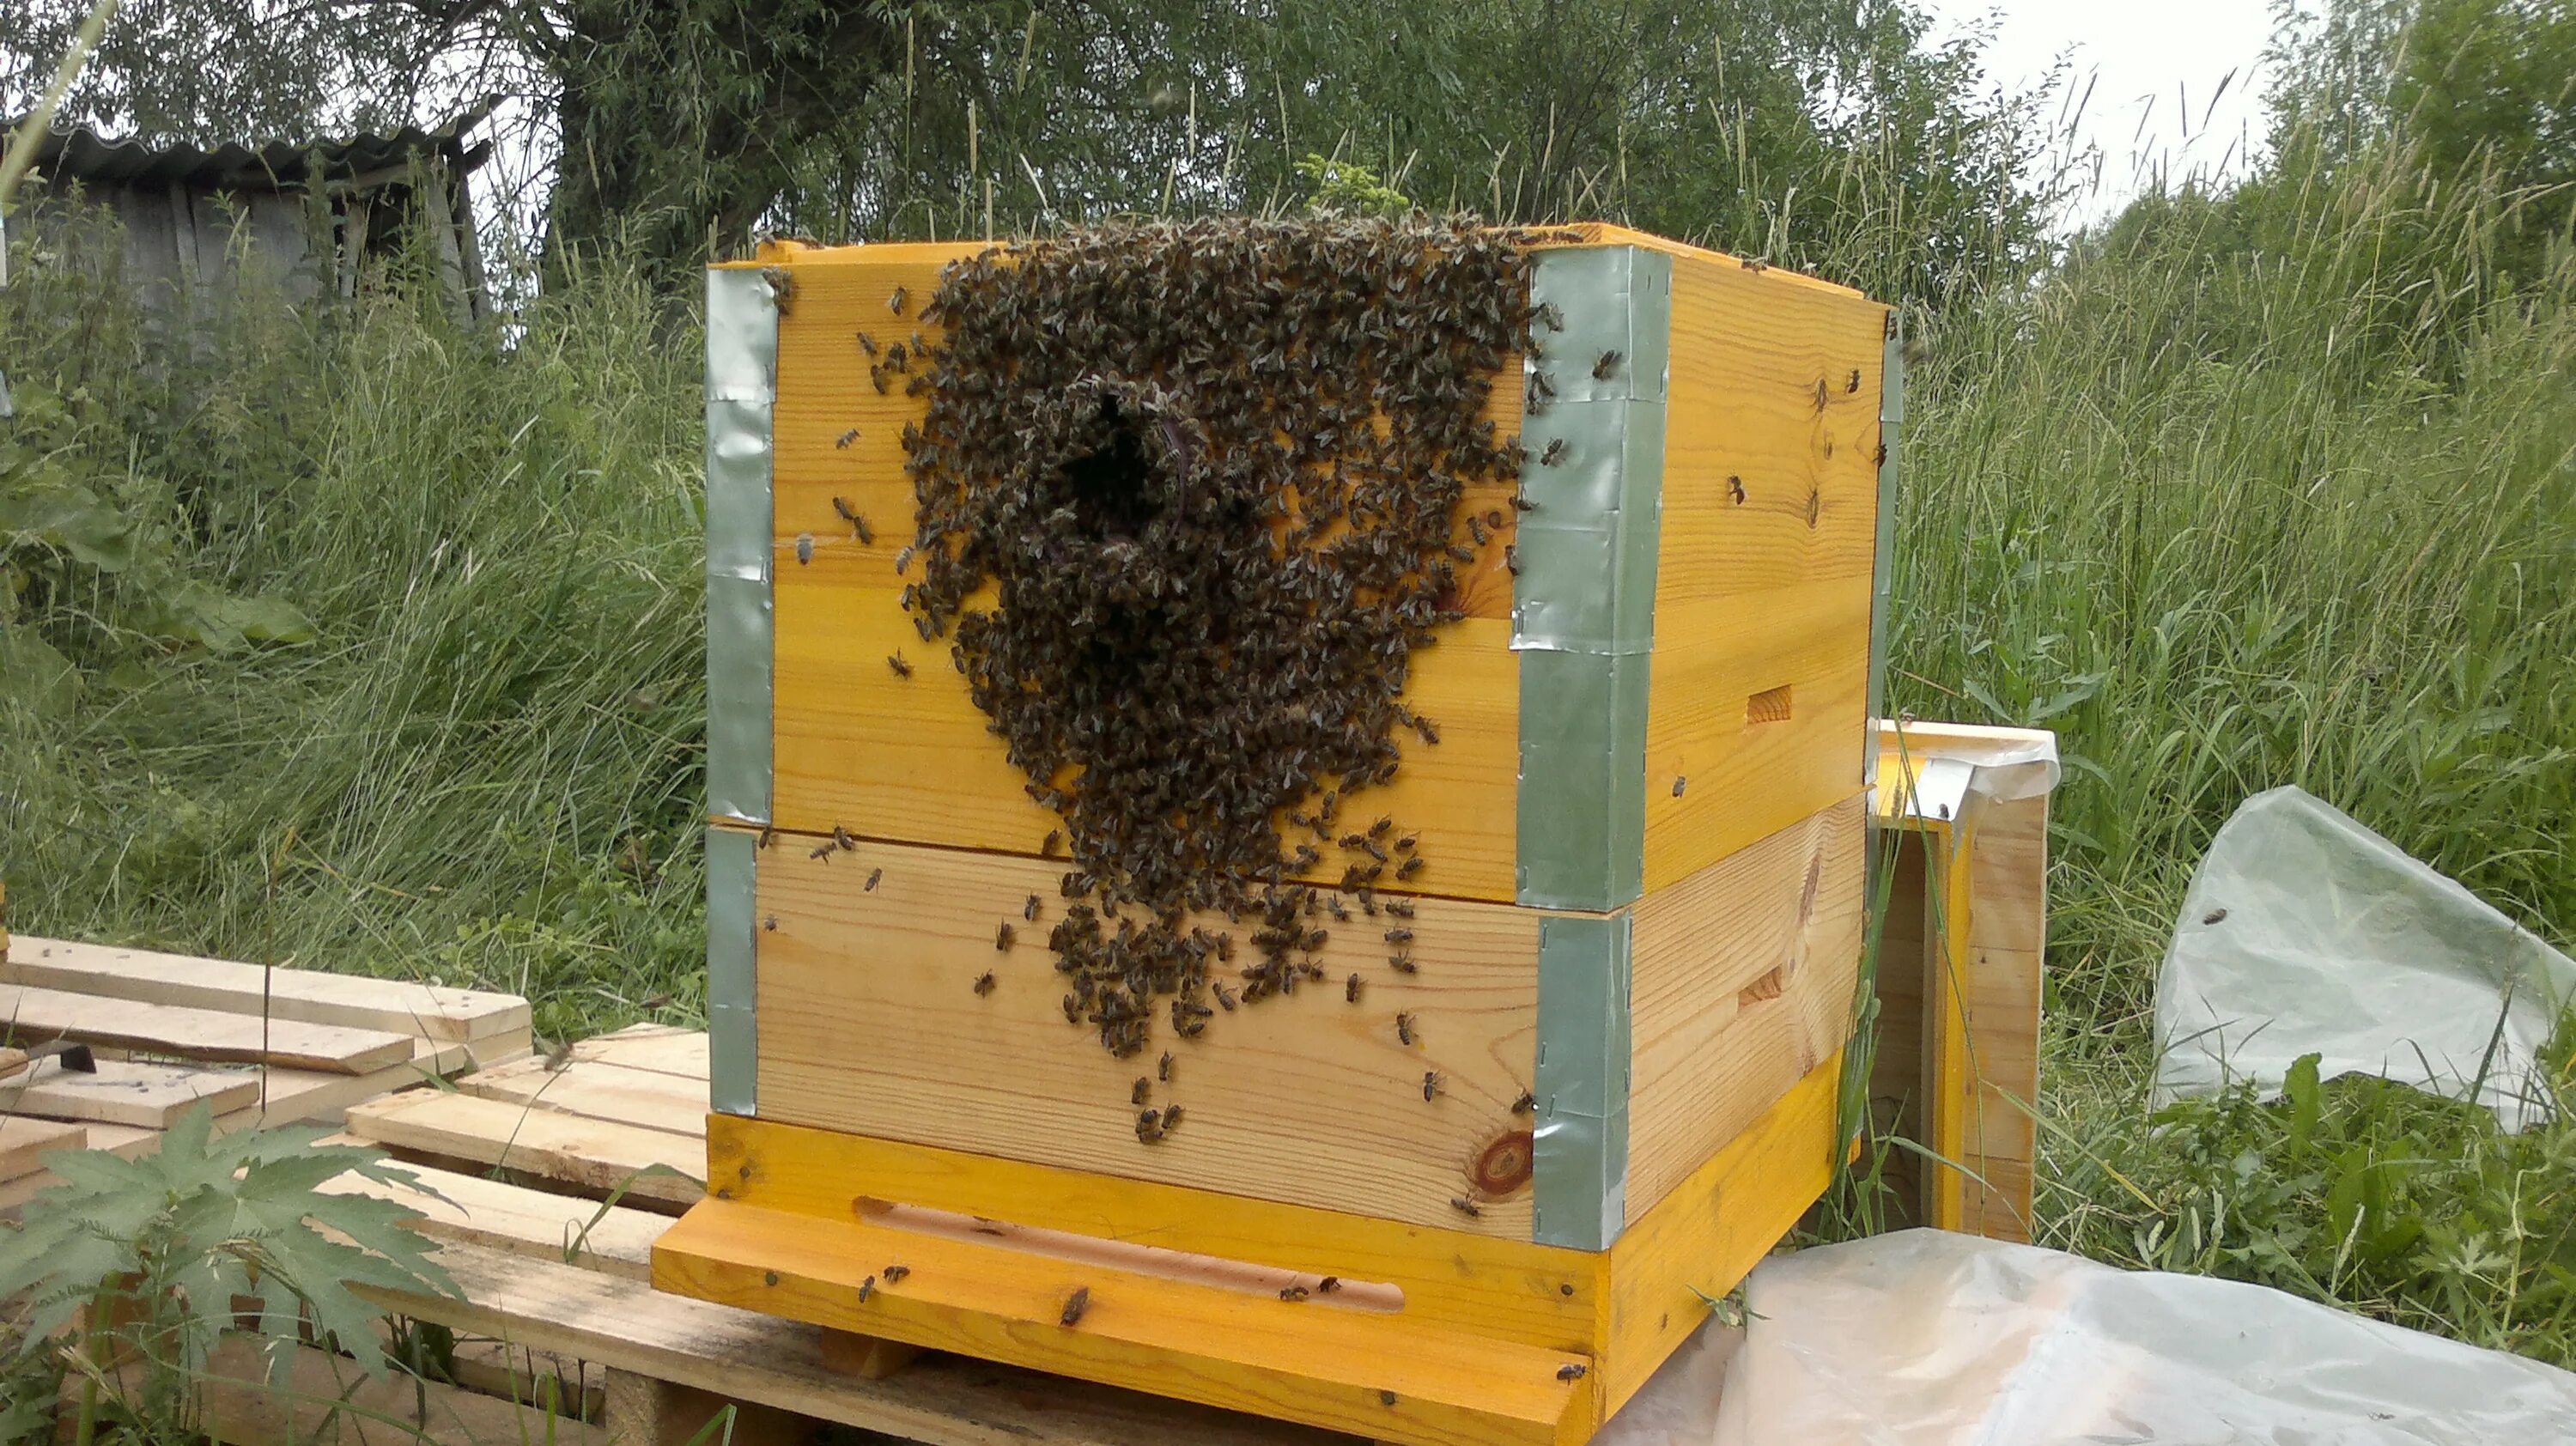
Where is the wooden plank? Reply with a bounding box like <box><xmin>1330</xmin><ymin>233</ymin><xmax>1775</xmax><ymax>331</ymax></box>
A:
<box><xmin>82</xmin><ymin>1334</ymin><xmax>602</xmax><ymax>1446</ymax></box>
<box><xmin>453</xmin><ymin>1056</ymin><xmax>708</xmax><ymax>1138</ymax></box>
<box><xmin>342</xmin><ymin>1090</ymin><xmax>705</xmax><ymax>1208</ymax></box>
<box><xmin>571</xmin><ymin>1023</ymin><xmax>710</xmax><ymax>1080</ymax></box>
<box><xmin>0</xmin><ymin>1115</ymin><xmax>86</xmax><ymax>1180</ymax></box>
<box><xmin>603</xmin><ymin>1371</ymin><xmax>809</xmax><ymax>1446</ymax></box>
<box><xmin>0</xmin><ymin>935</ymin><xmax>530</xmax><ymax>1042</ymax></box>
<box><xmin>707</xmin><ymin>1112</ymin><xmax>1593</xmax><ymax>1352</ymax></box>
<box><xmin>1598</xmin><ymin>1048</ymin><xmax>1843</xmax><ymax>1420</ymax></box>
<box><xmin>363</xmin><ymin>1234</ymin><xmax>1356</xmax><ymax>1446</ymax></box>
<box><xmin>0</xmin><ymin>982</ymin><xmax>415</xmax><ymax>1073</ymax></box>
<box><xmin>1642</xmin><ymin>248</ymin><xmax>1886</xmax><ymax>893</ymax></box>
<box><xmin>1621</xmin><ymin>793</ymin><xmax>1866</xmax><ymax>1224</ymax></box>
<box><xmin>319</xmin><ymin>1151</ymin><xmax>670</xmax><ymax>1280</ymax></box>
<box><xmin>0</xmin><ymin>1056</ymin><xmax>258</xmax><ymax>1128</ymax></box>
<box><xmin>652</xmin><ymin>1198</ymin><xmax>1584</xmax><ymax>1446</ymax></box>
<box><xmin>248</xmin><ymin>1030</ymin><xmax>528</xmax><ymax>1128</ymax></box>
<box><xmin>751</xmin><ymin>829</ymin><xmax>1544</xmax><ymax>1236</ymax></box>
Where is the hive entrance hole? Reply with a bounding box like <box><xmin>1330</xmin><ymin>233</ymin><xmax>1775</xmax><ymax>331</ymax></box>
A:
<box><xmin>1060</xmin><ymin>395</ymin><xmax>1168</xmax><ymax>541</ymax></box>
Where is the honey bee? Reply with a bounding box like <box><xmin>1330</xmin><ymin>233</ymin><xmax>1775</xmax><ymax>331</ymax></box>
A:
<box><xmin>973</xmin><ymin>970</ymin><xmax>998</xmax><ymax>995</ymax></box>
<box><xmin>1042</xmin><ymin>829</ymin><xmax>1062</xmax><ymax>858</ymax></box>
<box><xmin>1396</xmin><ymin>1012</ymin><xmax>1418</xmax><ymax>1046</ymax></box>
<box><xmin>1317</xmin><ymin>1276</ymin><xmax>1342</xmax><ymax>1293</ymax></box>
<box><xmin>1212</xmin><ymin>982</ymin><xmax>1237</xmax><ymax>1011</ymax></box>
<box><xmin>1060</xmin><ymin>1286</ymin><xmax>1090</xmax><ymax>1326</ymax></box>
<box><xmin>996</xmin><ymin>923</ymin><xmax>1016</xmax><ymax>951</ymax></box>
<box><xmin>1397</xmin><ymin>855</ymin><xmax>1425</xmax><ymax>880</ymax></box>
<box><xmin>855</xmin><ymin>331</ymin><xmax>877</xmax><ymax>356</ymax></box>
<box><xmin>762</xmin><ymin>914</ymin><xmax>777</xmax><ymax>932</ymax></box>
<box><xmin>835</xmin><ymin>428</ymin><xmax>860</xmax><ymax>449</ymax></box>
<box><xmin>1346</xmin><ymin>973</ymin><xmax>1363</xmax><ymax>1003</ymax></box>
<box><xmin>856</xmin><ymin>1275</ymin><xmax>876</xmax><ymax>1303</ymax></box>
<box><xmin>1161</xmin><ymin>1103</ymin><xmax>1183</xmax><ymax>1133</ymax></box>
<box><xmin>1449</xmin><ymin>1196</ymin><xmax>1482</xmax><ymax>1218</ymax></box>
<box><xmin>1063</xmin><ymin>993</ymin><xmax>1082</xmax><ymax>1024</ymax></box>
<box><xmin>888</xmin><ymin>285</ymin><xmax>908</xmax><ymax>315</ymax></box>
<box><xmin>894</xmin><ymin>544</ymin><xmax>914</xmax><ymax>574</ymax></box>
<box><xmin>1504</xmin><ymin>544</ymin><xmax>1519</xmax><ymax>575</ymax></box>
<box><xmin>1672</xmin><ymin>776</ymin><xmax>1687</xmax><ymax>797</ymax></box>
<box><xmin>1024</xmin><ymin>893</ymin><xmax>1042</xmax><ymax>921</ymax></box>
<box><xmin>1557</xmin><ymin>1364</ymin><xmax>1587</xmax><ymax>1381</ymax></box>
<box><xmin>888</xmin><ymin>653</ymin><xmax>912</xmax><ymax>678</ymax></box>
<box><xmin>756</xmin><ymin>823</ymin><xmax>776</xmax><ymax>849</ymax></box>
<box><xmin>2203</xmin><ymin>908</ymin><xmax>2229</xmax><ymax>925</ymax></box>
<box><xmin>866</xmin><ymin>867</ymin><xmax>883</xmax><ymax>890</ymax></box>
<box><xmin>794</xmin><ymin>533</ymin><xmax>814</xmax><ymax>565</ymax></box>
<box><xmin>1728</xmin><ymin>475</ymin><xmax>1747</xmax><ymax>504</ymax></box>
<box><xmin>883</xmin><ymin>1264</ymin><xmax>910</xmax><ymax>1283</ymax></box>
<box><xmin>1592</xmin><ymin>349</ymin><xmax>1622</xmax><ymax>380</ymax></box>
<box><xmin>808</xmin><ymin>841</ymin><xmax>834</xmax><ymax>861</ymax></box>
<box><xmin>1423</xmin><ymin>1071</ymin><xmax>1442</xmax><ymax>1101</ymax></box>
<box><xmin>1846</xmin><ymin>367</ymin><xmax>1862</xmax><ymax>393</ymax></box>
<box><xmin>1540</xmin><ymin>438</ymin><xmax>1566</xmax><ymax>466</ymax></box>
<box><xmin>1158</xmin><ymin>1050</ymin><xmax>1176</xmax><ymax>1083</ymax></box>
<box><xmin>1132</xmin><ymin>1076</ymin><xmax>1151</xmax><ymax>1105</ymax></box>
<box><xmin>835</xmin><ymin>824</ymin><xmax>856</xmax><ymax>851</ymax></box>
<box><xmin>1512</xmin><ymin>1089</ymin><xmax>1535</xmax><ymax>1115</ymax></box>
<box><xmin>1509</xmin><ymin>493</ymin><xmax>1536</xmax><ymax>511</ymax></box>
<box><xmin>1390</xmin><ymin>952</ymin><xmax>1417</xmax><ymax>975</ymax></box>
<box><xmin>869</xmin><ymin>367</ymin><xmax>889</xmax><ymax>395</ymax></box>
<box><xmin>1134</xmin><ymin>1108</ymin><xmax>1164</xmax><ymax>1143</ymax></box>
<box><xmin>1384</xmin><ymin>927</ymin><xmax>1413</xmax><ymax>945</ymax></box>
<box><xmin>1279</xmin><ymin>1285</ymin><xmax>1309</xmax><ymax>1302</ymax></box>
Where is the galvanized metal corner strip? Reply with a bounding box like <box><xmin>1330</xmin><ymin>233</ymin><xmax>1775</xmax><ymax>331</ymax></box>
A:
<box><xmin>703</xmin><ymin>265</ymin><xmax>777</xmax><ymax>1118</ymax></box>
<box><xmin>704</xmin><ymin>826</ymin><xmax>759</xmax><ymax>1115</ymax></box>
<box><xmin>1512</xmin><ymin>246</ymin><xmax>1671</xmax><ymax>911</ymax></box>
<box><xmin>1532</xmin><ymin>913</ymin><xmax>1633</xmax><ymax>1249</ymax></box>
<box><xmin>1863</xmin><ymin>317</ymin><xmax>1904</xmax><ymax>788</ymax></box>
<box><xmin>706</xmin><ymin>266</ymin><xmax>777</xmax><ymax>829</ymax></box>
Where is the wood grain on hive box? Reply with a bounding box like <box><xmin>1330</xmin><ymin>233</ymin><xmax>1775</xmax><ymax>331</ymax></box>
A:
<box><xmin>757</xmin><ymin>226</ymin><xmax>1887</xmax><ymax>906</ymax></box>
<box><xmin>750</xmin><ymin>792</ymin><xmax>1863</xmax><ymax>1235</ymax></box>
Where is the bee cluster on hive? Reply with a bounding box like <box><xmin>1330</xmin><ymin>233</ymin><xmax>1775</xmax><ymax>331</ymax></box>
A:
<box><xmin>886</xmin><ymin>216</ymin><xmax>1560</xmax><ymax>1125</ymax></box>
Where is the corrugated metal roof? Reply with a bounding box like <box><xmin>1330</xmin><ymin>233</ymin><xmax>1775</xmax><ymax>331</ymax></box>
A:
<box><xmin>9</xmin><ymin>103</ymin><xmax>495</xmax><ymax>191</ymax></box>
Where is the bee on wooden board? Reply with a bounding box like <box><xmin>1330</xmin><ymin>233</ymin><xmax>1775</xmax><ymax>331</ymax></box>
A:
<box><xmin>1423</xmin><ymin>1071</ymin><xmax>1443</xmax><ymax>1101</ymax></box>
<box><xmin>973</xmin><ymin>970</ymin><xmax>997</xmax><ymax>995</ymax></box>
<box><xmin>1396</xmin><ymin>1012</ymin><xmax>1418</xmax><ymax>1046</ymax></box>
<box><xmin>888</xmin><ymin>653</ymin><xmax>912</xmax><ymax>679</ymax></box>
<box><xmin>866</xmin><ymin>867</ymin><xmax>883</xmax><ymax>890</ymax></box>
<box><xmin>835</xmin><ymin>428</ymin><xmax>860</xmax><ymax>449</ymax></box>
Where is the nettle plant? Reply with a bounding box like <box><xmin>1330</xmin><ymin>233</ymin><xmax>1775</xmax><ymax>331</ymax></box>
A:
<box><xmin>0</xmin><ymin>1103</ymin><xmax>457</xmax><ymax>1441</ymax></box>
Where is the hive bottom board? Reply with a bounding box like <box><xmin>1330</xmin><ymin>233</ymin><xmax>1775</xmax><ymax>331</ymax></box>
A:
<box><xmin>651</xmin><ymin>1048</ymin><xmax>1847</xmax><ymax>1446</ymax></box>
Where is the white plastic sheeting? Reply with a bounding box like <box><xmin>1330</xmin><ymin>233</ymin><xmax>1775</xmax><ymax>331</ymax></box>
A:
<box><xmin>1599</xmin><ymin>1230</ymin><xmax>2576</xmax><ymax>1444</ymax></box>
<box><xmin>2153</xmin><ymin>786</ymin><xmax>2576</xmax><ymax>1131</ymax></box>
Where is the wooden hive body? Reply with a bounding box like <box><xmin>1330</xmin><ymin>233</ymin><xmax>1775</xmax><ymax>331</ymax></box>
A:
<box><xmin>657</xmin><ymin>223</ymin><xmax>1897</xmax><ymax>1445</ymax></box>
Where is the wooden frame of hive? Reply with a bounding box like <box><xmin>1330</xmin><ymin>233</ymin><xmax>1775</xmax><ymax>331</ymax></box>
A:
<box><xmin>653</xmin><ymin>224</ymin><xmax>1899</xmax><ymax>1446</ymax></box>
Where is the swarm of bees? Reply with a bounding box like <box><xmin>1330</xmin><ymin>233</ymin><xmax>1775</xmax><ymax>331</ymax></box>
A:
<box><xmin>898</xmin><ymin>216</ymin><xmax>1543</xmax><ymax>1103</ymax></box>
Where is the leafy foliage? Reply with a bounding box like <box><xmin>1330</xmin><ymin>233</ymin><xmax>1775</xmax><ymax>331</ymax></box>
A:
<box><xmin>0</xmin><ymin>1103</ymin><xmax>459</xmax><ymax>1428</ymax></box>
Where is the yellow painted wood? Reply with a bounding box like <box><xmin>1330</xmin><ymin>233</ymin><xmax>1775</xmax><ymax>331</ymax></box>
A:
<box><xmin>1642</xmin><ymin>246</ymin><xmax>1887</xmax><ymax>894</ymax></box>
<box><xmin>1595</xmin><ymin>1048</ymin><xmax>1844</xmax><ymax>1419</ymax></box>
<box><xmin>750</xmin><ymin>829</ymin><xmax>1543</xmax><ymax>1235</ymax></box>
<box><xmin>652</xmin><ymin>1196</ymin><xmax>1588</xmax><ymax>1446</ymax></box>
<box><xmin>702</xmin><ymin>1110</ymin><xmax>1595</xmax><ymax>1352</ymax></box>
<box><xmin>1621</xmin><ymin>794</ymin><xmax>1866</xmax><ymax>1225</ymax></box>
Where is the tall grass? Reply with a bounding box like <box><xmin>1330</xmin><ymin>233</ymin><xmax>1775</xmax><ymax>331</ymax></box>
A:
<box><xmin>1889</xmin><ymin>137</ymin><xmax>2576</xmax><ymax>1358</ymax></box>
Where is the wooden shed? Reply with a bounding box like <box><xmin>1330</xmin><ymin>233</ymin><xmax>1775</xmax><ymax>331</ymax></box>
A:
<box><xmin>4</xmin><ymin>105</ymin><xmax>493</xmax><ymax>321</ymax></box>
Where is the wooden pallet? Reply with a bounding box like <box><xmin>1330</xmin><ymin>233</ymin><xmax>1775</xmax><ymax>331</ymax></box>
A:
<box><xmin>0</xmin><ymin>933</ymin><xmax>533</xmax><ymax>1212</ymax></box>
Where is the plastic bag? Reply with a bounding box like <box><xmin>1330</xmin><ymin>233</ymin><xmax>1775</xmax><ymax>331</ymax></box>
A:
<box><xmin>1601</xmin><ymin>1230</ymin><xmax>2576</xmax><ymax>1444</ymax></box>
<box><xmin>2153</xmin><ymin>786</ymin><xmax>2574</xmax><ymax>1130</ymax></box>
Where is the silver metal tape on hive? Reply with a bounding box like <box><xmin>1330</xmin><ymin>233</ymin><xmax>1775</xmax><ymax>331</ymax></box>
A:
<box><xmin>704</xmin><ymin>826</ymin><xmax>759</xmax><ymax>1115</ymax></box>
<box><xmin>1863</xmin><ymin>319</ymin><xmax>1904</xmax><ymax>789</ymax></box>
<box><xmin>1514</xmin><ymin>245</ymin><xmax>1670</xmax><ymax>910</ymax></box>
<box><xmin>705</xmin><ymin>266</ymin><xmax>777</xmax><ymax>829</ymax></box>
<box><xmin>1532</xmin><ymin>913</ymin><xmax>1633</xmax><ymax>1249</ymax></box>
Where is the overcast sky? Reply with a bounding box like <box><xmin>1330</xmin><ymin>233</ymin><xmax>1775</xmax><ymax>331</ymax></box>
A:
<box><xmin>1915</xmin><ymin>0</ymin><xmax>2282</xmax><ymax>224</ymax></box>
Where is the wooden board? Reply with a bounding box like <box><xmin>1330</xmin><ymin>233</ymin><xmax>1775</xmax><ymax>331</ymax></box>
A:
<box><xmin>454</xmin><ymin>1054</ymin><xmax>709</xmax><ymax>1136</ymax></box>
<box><xmin>701</xmin><ymin>1110</ymin><xmax>1592</xmax><ymax>1352</ymax></box>
<box><xmin>0</xmin><ymin>934</ymin><xmax>529</xmax><ymax>1042</ymax></box>
<box><xmin>0</xmin><ymin>1056</ymin><xmax>258</xmax><ymax>1127</ymax></box>
<box><xmin>319</xmin><ymin>1151</ymin><xmax>671</xmax><ymax>1280</ymax></box>
<box><xmin>572</xmin><ymin>1022</ymin><xmax>712</xmax><ymax>1079</ymax></box>
<box><xmin>341</xmin><ymin>1089</ymin><xmax>706</xmax><ymax>1208</ymax></box>
<box><xmin>0</xmin><ymin>982</ymin><xmax>416</xmax><ymax>1073</ymax></box>
<box><xmin>0</xmin><ymin>1115</ymin><xmax>85</xmax><ymax>1180</ymax></box>
<box><xmin>1621</xmin><ymin>793</ymin><xmax>1866</xmax><ymax>1224</ymax></box>
<box><xmin>361</xmin><ymin>1236</ymin><xmax>1352</xmax><ymax>1446</ymax></box>
<box><xmin>1642</xmin><ymin>248</ymin><xmax>1886</xmax><ymax>893</ymax></box>
<box><xmin>750</xmin><ymin>829</ymin><xmax>1545</xmax><ymax>1236</ymax></box>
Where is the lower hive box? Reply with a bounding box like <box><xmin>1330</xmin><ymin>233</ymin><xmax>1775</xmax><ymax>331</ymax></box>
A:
<box><xmin>653</xmin><ymin>218</ymin><xmax>1896</xmax><ymax>1445</ymax></box>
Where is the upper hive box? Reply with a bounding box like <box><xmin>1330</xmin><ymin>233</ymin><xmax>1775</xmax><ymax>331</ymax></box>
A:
<box><xmin>715</xmin><ymin>222</ymin><xmax>1889</xmax><ymax>910</ymax></box>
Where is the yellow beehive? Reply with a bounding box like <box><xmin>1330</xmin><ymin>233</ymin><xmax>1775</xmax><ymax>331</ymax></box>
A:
<box><xmin>655</xmin><ymin>222</ymin><xmax>1895</xmax><ymax>1446</ymax></box>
